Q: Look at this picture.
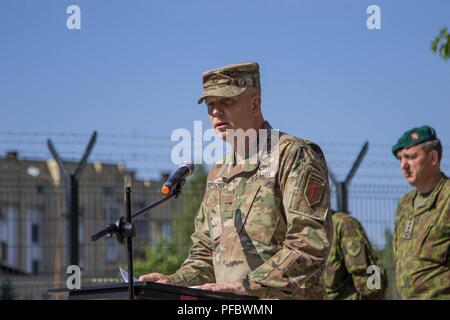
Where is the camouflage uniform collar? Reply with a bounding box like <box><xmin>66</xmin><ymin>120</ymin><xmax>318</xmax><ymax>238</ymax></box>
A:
<box><xmin>408</xmin><ymin>174</ymin><xmax>448</xmax><ymax>216</ymax></box>
<box><xmin>216</xmin><ymin>121</ymin><xmax>274</xmax><ymax>181</ymax></box>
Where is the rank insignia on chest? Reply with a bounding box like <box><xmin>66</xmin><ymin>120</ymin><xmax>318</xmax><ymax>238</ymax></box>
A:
<box><xmin>402</xmin><ymin>218</ymin><xmax>415</xmax><ymax>240</ymax></box>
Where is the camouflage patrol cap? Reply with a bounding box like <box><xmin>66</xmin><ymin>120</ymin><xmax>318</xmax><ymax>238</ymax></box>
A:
<box><xmin>392</xmin><ymin>125</ymin><xmax>438</xmax><ymax>157</ymax></box>
<box><xmin>197</xmin><ymin>62</ymin><xmax>261</xmax><ymax>104</ymax></box>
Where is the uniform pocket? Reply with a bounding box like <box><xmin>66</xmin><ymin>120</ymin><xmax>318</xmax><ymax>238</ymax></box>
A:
<box><xmin>238</xmin><ymin>183</ymin><xmax>280</xmax><ymax>246</ymax></box>
<box><xmin>418</xmin><ymin>223</ymin><xmax>448</xmax><ymax>263</ymax></box>
<box><xmin>204</xmin><ymin>190</ymin><xmax>222</xmax><ymax>242</ymax></box>
<box><xmin>210</xmin><ymin>213</ymin><xmax>222</xmax><ymax>242</ymax></box>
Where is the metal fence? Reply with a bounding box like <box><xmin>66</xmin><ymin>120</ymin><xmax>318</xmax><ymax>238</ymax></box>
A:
<box><xmin>0</xmin><ymin>133</ymin><xmax>449</xmax><ymax>300</ymax></box>
<box><xmin>0</xmin><ymin>176</ymin><xmax>408</xmax><ymax>300</ymax></box>
<box><xmin>0</xmin><ymin>177</ymin><xmax>190</xmax><ymax>299</ymax></box>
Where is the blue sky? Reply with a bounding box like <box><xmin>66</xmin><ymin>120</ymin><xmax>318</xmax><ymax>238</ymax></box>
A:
<box><xmin>0</xmin><ymin>0</ymin><xmax>449</xmax><ymax>180</ymax></box>
<box><xmin>0</xmin><ymin>0</ymin><xmax>449</xmax><ymax>247</ymax></box>
<box><xmin>1</xmin><ymin>0</ymin><xmax>449</xmax><ymax>144</ymax></box>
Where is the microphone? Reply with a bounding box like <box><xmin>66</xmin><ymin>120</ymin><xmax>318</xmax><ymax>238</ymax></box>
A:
<box><xmin>91</xmin><ymin>223</ymin><xmax>117</xmax><ymax>241</ymax></box>
<box><xmin>161</xmin><ymin>162</ymin><xmax>195</xmax><ymax>195</ymax></box>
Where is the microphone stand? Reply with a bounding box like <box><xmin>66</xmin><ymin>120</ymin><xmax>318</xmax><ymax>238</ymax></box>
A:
<box><xmin>91</xmin><ymin>181</ymin><xmax>184</xmax><ymax>300</ymax></box>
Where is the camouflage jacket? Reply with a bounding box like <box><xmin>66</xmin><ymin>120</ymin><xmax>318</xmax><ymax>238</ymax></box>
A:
<box><xmin>324</xmin><ymin>212</ymin><xmax>387</xmax><ymax>300</ymax></box>
<box><xmin>167</xmin><ymin>123</ymin><xmax>333</xmax><ymax>299</ymax></box>
<box><xmin>394</xmin><ymin>175</ymin><xmax>450</xmax><ymax>299</ymax></box>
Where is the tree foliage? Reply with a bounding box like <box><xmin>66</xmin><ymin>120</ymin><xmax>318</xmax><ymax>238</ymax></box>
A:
<box><xmin>134</xmin><ymin>164</ymin><xmax>208</xmax><ymax>276</ymax></box>
<box><xmin>133</xmin><ymin>237</ymin><xmax>184</xmax><ymax>276</ymax></box>
<box><xmin>171</xmin><ymin>164</ymin><xmax>208</xmax><ymax>258</ymax></box>
<box><xmin>431</xmin><ymin>27</ymin><xmax>450</xmax><ymax>60</ymax></box>
<box><xmin>374</xmin><ymin>228</ymin><xmax>399</xmax><ymax>299</ymax></box>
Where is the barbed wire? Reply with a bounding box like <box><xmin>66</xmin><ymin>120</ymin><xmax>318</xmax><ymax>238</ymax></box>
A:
<box><xmin>1</xmin><ymin>132</ymin><xmax>449</xmax><ymax>181</ymax></box>
<box><xmin>1</xmin><ymin>131</ymin><xmax>449</xmax><ymax>148</ymax></box>
<box><xmin>0</xmin><ymin>131</ymin><xmax>169</xmax><ymax>141</ymax></box>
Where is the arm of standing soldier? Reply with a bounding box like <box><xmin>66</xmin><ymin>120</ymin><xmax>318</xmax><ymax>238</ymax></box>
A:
<box><xmin>392</xmin><ymin>203</ymin><xmax>401</xmax><ymax>294</ymax></box>
<box><xmin>393</xmin><ymin>203</ymin><xmax>400</xmax><ymax>258</ymax></box>
<box><xmin>165</xmin><ymin>200</ymin><xmax>216</xmax><ymax>286</ymax></box>
<box><xmin>340</xmin><ymin>218</ymin><xmax>386</xmax><ymax>299</ymax></box>
<box><xmin>243</xmin><ymin>142</ymin><xmax>333</xmax><ymax>299</ymax></box>
<box><xmin>443</xmin><ymin>196</ymin><xmax>450</xmax><ymax>263</ymax></box>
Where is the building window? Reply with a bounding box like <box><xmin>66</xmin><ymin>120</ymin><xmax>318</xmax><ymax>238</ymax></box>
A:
<box><xmin>1</xmin><ymin>206</ymin><xmax>19</xmax><ymax>269</ymax></box>
<box><xmin>1</xmin><ymin>241</ymin><xmax>7</xmax><ymax>262</ymax></box>
<box><xmin>32</xmin><ymin>224</ymin><xmax>40</xmax><ymax>244</ymax></box>
<box><xmin>32</xmin><ymin>260</ymin><xmax>40</xmax><ymax>274</ymax></box>
<box><xmin>135</xmin><ymin>219</ymin><xmax>148</xmax><ymax>241</ymax></box>
<box><xmin>25</xmin><ymin>208</ymin><xmax>43</xmax><ymax>274</ymax></box>
<box><xmin>104</xmin><ymin>198</ymin><xmax>120</xmax><ymax>262</ymax></box>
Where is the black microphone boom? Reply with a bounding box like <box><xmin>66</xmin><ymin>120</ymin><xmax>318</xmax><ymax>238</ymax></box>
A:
<box><xmin>91</xmin><ymin>223</ymin><xmax>116</xmax><ymax>241</ymax></box>
<box><xmin>161</xmin><ymin>162</ymin><xmax>195</xmax><ymax>195</ymax></box>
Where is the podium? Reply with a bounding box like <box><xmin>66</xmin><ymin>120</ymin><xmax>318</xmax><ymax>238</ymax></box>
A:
<box><xmin>48</xmin><ymin>281</ymin><xmax>257</xmax><ymax>300</ymax></box>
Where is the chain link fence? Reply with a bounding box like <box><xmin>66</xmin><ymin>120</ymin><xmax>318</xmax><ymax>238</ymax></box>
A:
<box><xmin>1</xmin><ymin>133</ymin><xmax>448</xmax><ymax>299</ymax></box>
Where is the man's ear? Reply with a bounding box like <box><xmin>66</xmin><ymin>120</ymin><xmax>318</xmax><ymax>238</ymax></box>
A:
<box><xmin>429</xmin><ymin>149</ymin><xmax>439</xmax><ymax>166</ymax></box>
<box><xmin>251</xmin><ymin>95</ymin><xmax>261</xmax><ymax>117</ymax></box>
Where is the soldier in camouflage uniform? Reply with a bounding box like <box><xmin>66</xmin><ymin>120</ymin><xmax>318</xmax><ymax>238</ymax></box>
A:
<box><xmin>139</xmin><ymin>62</ymin><xmax>333</xmax><ymax>299</ymax></box>
<box><xmin>392</xmin><ymin>125</ymin><xmax>450</xmax><ymax>299</ymax></box>
<box><xmin>324</xmin><ymin>211</ymin><xmax>387</xmax><ymax>299</ymax></box>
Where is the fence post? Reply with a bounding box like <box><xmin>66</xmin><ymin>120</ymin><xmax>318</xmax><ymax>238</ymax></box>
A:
<box><xmin>329</xmin><ymin>141</ymin><xmax>369</xmax><ymax>213</ymax></box>
<box><xmin>47</xmin><ymin>131</ymin><xmax>97</xmax><ymax>268</ymax></box>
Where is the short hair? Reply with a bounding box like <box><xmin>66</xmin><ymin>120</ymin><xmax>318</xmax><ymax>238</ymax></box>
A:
<box><xmin>245</xmin><ymin>86</ymin><xmax>261</xmax><ymax>97</ymax></box>
<box><xmin>420</xmin><ymin>139</ymin><xmax>443</xmax><ymax>162</ymax></box>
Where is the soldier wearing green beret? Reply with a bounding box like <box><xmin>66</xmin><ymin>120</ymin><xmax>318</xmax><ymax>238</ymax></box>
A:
<box><xmin>324</xmin><ymin>211</ymin><xmax>387</xmax><ymax>300</ymax></box>
<box><xmin>392</xmin><ymin>125</ymin><xmax>450</xmax><ymax>299</ymax></box>
<box><xmin>140</xmin><ymin>62</ymin><xmax>333</xmax><ymax>299</ymax></box>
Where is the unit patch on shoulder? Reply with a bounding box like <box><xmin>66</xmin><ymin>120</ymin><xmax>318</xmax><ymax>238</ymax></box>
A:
<box><xmin>304</xmin><ymin>172</ymin><xmax>325</xmax><ymax>208</ymax></box>
<box><xmin>346</xmin><ymin>239</ymin><xmax>362</xmax><ymax>257</ymax></box>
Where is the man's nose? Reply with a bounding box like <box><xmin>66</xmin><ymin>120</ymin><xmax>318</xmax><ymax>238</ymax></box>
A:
<box><xmin>401</xmin><ymin>159</ymin><xmax>408</xmax><ymax>170</ymax></box>
<box><xmin>211</xmin><ymin>107</ymin><xmax>224</xmax><ymax>117</ymax></box>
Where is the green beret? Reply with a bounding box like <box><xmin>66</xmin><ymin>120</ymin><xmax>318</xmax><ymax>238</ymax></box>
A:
<box><xmin>392</xmin><ymin>125</ymin><xmax>438</xmax><ymax>157</ymax></box>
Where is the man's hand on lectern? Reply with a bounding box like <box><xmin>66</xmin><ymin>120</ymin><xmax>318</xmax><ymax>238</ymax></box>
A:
<box><xmin>138</xmin><ymin>272</ymin><xmax>170</xmax><ymax>284</ymax></box>
<box><xmin>200</xmin><ymin>281</ymin><xmax>247</xmax><ymax>295</ymax></box>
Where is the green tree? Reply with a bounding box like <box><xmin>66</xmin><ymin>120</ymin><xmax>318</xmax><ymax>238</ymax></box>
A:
<box><xmin>171</xmin><ymin>164</ymin><xmax>208</xmax><ymax>258</ymax></box>
<box><xmin>134</xmin><ymin>164</ymin><xmax>208</xmax><ymax>276</ymax></box>
<box><xmin>375</xmin><ymin>228</ymin><xmax>399</xmax><ymax>300</ymax></box>
<box><xmin>133</xmin><ymin>237</ymin><xmax>183</xmax><ymax>276</ymax></box>
<box><xmin>431</xmin><ymin>27</ymin><xmax>450</xmax><ymax>60</ymax></box>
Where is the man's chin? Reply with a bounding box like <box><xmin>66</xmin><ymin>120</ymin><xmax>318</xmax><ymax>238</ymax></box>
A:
<box><xmin>404</xmin><ymin>176</ymin><xmax>416</xmax><ymax>186</ymax></box>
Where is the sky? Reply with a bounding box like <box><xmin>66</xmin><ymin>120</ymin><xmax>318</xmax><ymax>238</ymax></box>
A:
<box><xmin>0</xmin><ymin>1</ymin><xmax>449</xmax><ymax>246</ymax></box>
<box><xmin>0</xmin><ymin>0</ymin><xmax>449</xmax><ymax>144</ymax></box>
<box><xmin>1</xmin><ymin>0</ymin><xmax>449</xmax><ymax>181</ymax></box>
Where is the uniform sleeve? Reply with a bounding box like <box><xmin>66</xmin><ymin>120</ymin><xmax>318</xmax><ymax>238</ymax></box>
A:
<box><xmin>442</xmin><ymin>196</ymin><xmax>450</xmax><ymax>263</ymax></box>
<box><xmin>340</xmin><ymin>218</ymin><xmax>386</xmax><ymax>299</ymax></box>
<box><xmin>166</xmin><ymin>199</ymin><xmax>216</xmax><ymax>286</ymax></box>
<box><xmin>243</xmin><ymin>142</ymin><xmax>333</xmax><ymax>298</ymax></box>
<box><xmin>393</xmin><ymin>201</ymin><xmax>402</xmax><ymax>296</ymax></box>
<box><xmin>393</xmin><ymin>202</ymin><xmax>401</xmax><ymax>258</ymax></box>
